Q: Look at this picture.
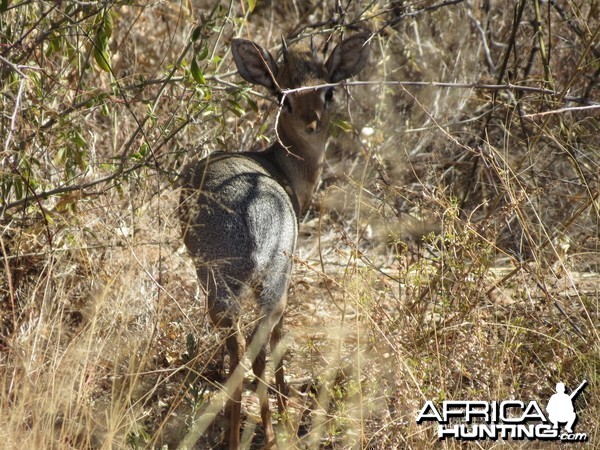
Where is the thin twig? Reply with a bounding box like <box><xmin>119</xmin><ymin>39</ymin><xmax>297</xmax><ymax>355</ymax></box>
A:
<box><xmin>523</xmin><ymin>104</ymin><xmax>600</xmax><ymax>118</ymax></box>
<box><xmin>283</xmin><ymin>80</ymin><xmax>598</xmax><ymax>105</ymax></box>
<box><xmin>4</xmin><ymin>78</ymin><xmax>25</xmax><ymax>158</ymax></box>
<box><xmin>378</xmin><ymin>0</ymin><xmax>467</xmax><ymax>33</ymax></box>
<box><xmin>466</xmin><ymin>10</ymin><xmax>498</xmax><ymax>78</ymax></box>
<box><xmin>0</xmin><ymin>55</ymin><xmax>27</xmax><ymax>77</ymax></box>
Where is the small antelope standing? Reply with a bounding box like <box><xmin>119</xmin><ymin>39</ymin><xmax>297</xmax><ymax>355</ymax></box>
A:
<box><xmin>179</xmin><ymin>33</ymin><xmax>370</xmax><ymax>448</ymax></box>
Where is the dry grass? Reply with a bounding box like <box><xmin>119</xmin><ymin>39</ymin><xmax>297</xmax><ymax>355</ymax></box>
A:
<box><xmin>1</xmin><ymin>1</ymin><xmax>598</xmax><ymax>449</ymax></box>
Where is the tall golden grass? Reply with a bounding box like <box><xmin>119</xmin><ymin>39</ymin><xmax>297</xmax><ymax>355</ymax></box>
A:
<box><xmin>1</xmin><ymin>1</ymin><xmax>598</xmax><ymax>448</ymax></box>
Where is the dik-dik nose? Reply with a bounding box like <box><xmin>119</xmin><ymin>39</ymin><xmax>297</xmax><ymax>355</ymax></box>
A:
<box><xmin>305</xmin><ymin>110</ymin><xmax>323</xmax><ymax>134</ymax></box>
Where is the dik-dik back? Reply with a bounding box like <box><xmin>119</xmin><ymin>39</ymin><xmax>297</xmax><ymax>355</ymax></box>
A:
<box><xmin>179</xmin><ymin>33</ymin><xmax>369</xmax><ymax>448</ymax></box>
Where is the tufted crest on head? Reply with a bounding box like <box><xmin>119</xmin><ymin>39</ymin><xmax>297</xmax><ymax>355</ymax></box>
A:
<box><xmin>278</xmin><ymin>41</ymin><xmax>328</xmax><ymax>88</ymax></box>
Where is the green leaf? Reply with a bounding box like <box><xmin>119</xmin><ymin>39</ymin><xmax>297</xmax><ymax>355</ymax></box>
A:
<box><xmin>331</xmin><ymin>118</ymin><xmax>353</xmax><ymax>132</ymax></box>
<box><xmin>55</xmin><ymin>147</ymin><xmax>67</xmax><ymax>165</ymax></box>
<box><xmin>191</xmin><ymin>25</ymin><xmax>203</xmax><ymax>42</ymax></box>
<box><xmin>45</xmin><ymin>33</ymin><xmax>62</xmax><ymax>56</ymax></box>
<box><xmin>247</xmin><ymin>0</ymin><xmax>256</xmax><ymax>13</ymax></box>
<box><xmin>94</xmin><ymin>47</ymin><xmax>111</xmax><ymax>72</ymax></box>
<box><xmin>14</xmin><ymin>177</ymin><xmax>24</xmax><ymax>201</ymax></box>
<box><xmin>197</xmin><ymin>46</ymin><xmax>209</xmax><ymax>61</ymax></box>
<box><xmin>131</xmin><ymin>143</ymin><xmax>149</xmax><ymax>161</ymax></box>
<box><xmin>102</xmin><ymin>11</ymin><xmax>113</xmax><ymax>38</ymax></box>
<box><xmin>69</xmin><ymin>131</ymin><xmax>87</xmax><ymax>148</ymax></box>
<box><xmin>245</xmin><ymin>97</ymin><xmax>258</xmax><ymax>113</ymax></box>
<box><xmin>190</xmin><ymin>58</ymin><xmax>206</xmax><ymax>85</ymax></box>
<box><xmin>93</xmin><ymin>10</ymin><xmax>112</xmax><ymax>72</ymax></box>
<box><xmin>227</xmin><ymin>99</ymin><xmax>245</xmax><ymax>117</ymax></box>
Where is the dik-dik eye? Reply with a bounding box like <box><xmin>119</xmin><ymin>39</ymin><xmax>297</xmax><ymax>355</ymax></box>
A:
<box><xmin>324</xmin><ymin>87</ymin><xmax>334</xmax><ymax>103</ymax></box>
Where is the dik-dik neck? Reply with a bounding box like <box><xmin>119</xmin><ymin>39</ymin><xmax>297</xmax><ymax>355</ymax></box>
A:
<box><xmin>267</xmin><ymin>121</ymin><xmax>327</xmax><ymax>215</ymax></box>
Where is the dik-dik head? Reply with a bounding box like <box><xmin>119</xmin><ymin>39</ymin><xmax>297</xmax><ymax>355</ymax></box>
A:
<box><xmin>232</xmin><ymin>33</ymin><xmax>370</xmax><ymax>145</ymax></box>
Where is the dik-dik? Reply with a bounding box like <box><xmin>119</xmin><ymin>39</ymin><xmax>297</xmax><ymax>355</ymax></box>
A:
<box><xmin>179</xmin><ymin>33</ymin><xmax>370</xmax><ymax>448</ymax></box>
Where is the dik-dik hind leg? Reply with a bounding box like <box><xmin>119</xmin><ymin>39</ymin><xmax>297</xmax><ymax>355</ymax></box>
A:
<box><xmin>250</xmin><ymin>300</ymin><xmax>287</xmax><ymax>447</ymax></box>
<box><xmin>270</xmin><ymin>315</ymin><xmax>287</xmax><ymax>416</ymax></box>
<box><xmin>205</xmin><ymin>270</ymin><xmax>247</xmax><ymax>450</ymax></box>
<box><xmin>250</xmin><ymin>320</ymin><xmax>276</xmax><ymax>446</ymax></box>
<box><xmin>206</xmin><ymin>305</ymin><xmax>246</xmax><ymax>450</ymax></box>
<box><xmin>225</xmin><ymin>328</ymin><xmax>245</xmax><ymax>450</ymax></box>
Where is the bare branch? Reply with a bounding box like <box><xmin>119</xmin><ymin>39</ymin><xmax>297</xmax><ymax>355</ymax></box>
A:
<box><xmin>283</xmin><ymin>80</ymin><xmax>598</xmax><ymax>105</ymax></box>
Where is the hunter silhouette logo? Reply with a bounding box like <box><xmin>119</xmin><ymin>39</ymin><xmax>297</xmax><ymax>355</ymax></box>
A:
<box><xmin>547</xmin><ymin>380</ymin><xmax>587</xmax><ymax>434</ymax></box>
<box><xmin>417</xmin><ymin>380</ymin><xmax>588</xmax><ymax>442</ymax></box>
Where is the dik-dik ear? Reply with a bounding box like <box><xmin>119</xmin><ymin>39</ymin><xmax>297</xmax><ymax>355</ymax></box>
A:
<box><xmin>232</xmin><ymin>39</ymin><xmax>279</xmax><ymax>94</ymax></box>
<box><xmin>325</xmin><ymin>32</ymin><xmax>371</xmax><ymax>83</ymax></box>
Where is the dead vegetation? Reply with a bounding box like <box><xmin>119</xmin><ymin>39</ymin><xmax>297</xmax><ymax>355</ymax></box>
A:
<box><xmin>1</xmin><ymin>0</ymin><xmax>598</xmax><ymax>449</ymax></box>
